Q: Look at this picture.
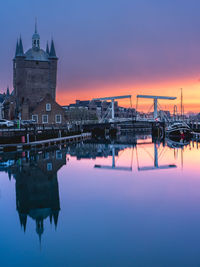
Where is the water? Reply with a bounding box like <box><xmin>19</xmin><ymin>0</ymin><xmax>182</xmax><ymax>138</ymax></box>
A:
<box><xmin>0</xmin><ymin>136</ymin><xmax>200</xmax><ymax>267</ymax></box>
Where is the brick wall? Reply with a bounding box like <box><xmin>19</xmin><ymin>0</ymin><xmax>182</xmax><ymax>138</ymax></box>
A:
<box><xmin>30</xmin><ymin>94</ymin><xmax>67</xmax><ymax>124</ymax></box>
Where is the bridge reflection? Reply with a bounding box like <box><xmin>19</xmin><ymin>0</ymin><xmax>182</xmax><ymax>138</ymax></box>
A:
<box><xmin>0</xmin><ymin>134</ymin><xmax>193</xmax><ymax>241</ymax></box>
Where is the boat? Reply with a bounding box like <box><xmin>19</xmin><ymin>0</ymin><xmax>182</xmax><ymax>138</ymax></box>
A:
<box><xmin>165</xmin><ymin>122</ymin><xmax>192</xmax><ymax>139</ymax></box>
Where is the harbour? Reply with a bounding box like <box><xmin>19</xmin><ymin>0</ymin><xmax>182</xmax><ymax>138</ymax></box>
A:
<box><xmin>0</xmin><ymin>133</ymin><xmax>200</xmax><ymax>266</ymax></box>
<box><xmin>2</xmin><ymin>1</ymin><xmax>200</xmax><ymax>266</ymax></box>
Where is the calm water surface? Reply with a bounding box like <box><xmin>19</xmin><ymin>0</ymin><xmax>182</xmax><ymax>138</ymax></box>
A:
<box><xmin>0</xmin><ymin>136</ymin><xmax>200</xmax><ymax>267</ymax></box>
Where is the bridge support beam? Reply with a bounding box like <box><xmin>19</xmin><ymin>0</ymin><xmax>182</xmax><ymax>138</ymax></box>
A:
<box><xmin>111</xmin><ymin>99</ymin><xmax>115</xmax><ymax>120</ymax></box>
<box><xmin>154</xmin><ymin>99</ymin><xmax>158</xmax><ymax>119</ymax></box>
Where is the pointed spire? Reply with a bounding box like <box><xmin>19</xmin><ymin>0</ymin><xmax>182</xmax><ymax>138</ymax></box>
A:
<box><xmin>18</xmin><ymin>36</ymin><xmax>24</xmax><ymax>56</ymax></box>
<box><xmin>15</xmin><ymin>39</ymin><xmax>19</xmax><ymax>57</ymax></box>
<box><xmin>49</xmin><ymin>39</ymin><xmax>57</xmax><ymax>58</ymax></box>
<box><xmin>46</xmin><ymin>41</ymin><xmax>49</xmax><ymax>55</ymax></box>
<box><xmin>35</xmin><ymin>17</ymin><xmax>37</xmax><ymax>33</ymax></box>
<box><xmin>32</xmin><ymin>20</ymin><xmax>40</xmax><ymax>49</ymax></box>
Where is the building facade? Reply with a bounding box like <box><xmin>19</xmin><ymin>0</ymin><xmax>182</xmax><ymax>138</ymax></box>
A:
<box><xmin>12</xmin><ymin>23</ymin><xmax>62</xmax><ymax>123</ymax></box>
<box><xmin>63</xmin><ymin>99</ymin><xmax>136</xmax><ymax>121</ymax></box>
<box><xmin>30</xmin><ymin>94</ymin><xmax>67</xmax><ymax>124</ymax></box>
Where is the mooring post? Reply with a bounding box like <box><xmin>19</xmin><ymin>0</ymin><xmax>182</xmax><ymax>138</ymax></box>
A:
<box><xmin>21</xmin><ymin>136</ymin><xmax>25</xmax><ymax>143</ymax></box>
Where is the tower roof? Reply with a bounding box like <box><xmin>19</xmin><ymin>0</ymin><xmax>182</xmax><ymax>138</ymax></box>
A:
<box><xmin>15</xmin><ymin>40</ymin><xmax>19</xmax><ymax>57</ymax></box>
<box><xmin>46</xmin><ymin>41</ymin><xmax>50</xmax><ymax>55</ymax></box>
<box><xmin>49</xmin><ymin>39</ymin><xmax>57</xmax><ymax>58</ymax></box>
<box><xmin>25</xmin><ymin>48</ymin><xmax>49</xmax><ymax>61</ymax></box>
<box><xmin>16</xmin><ymin>37</ymin><xmax>24</xmax><ymax>57</ymax></box>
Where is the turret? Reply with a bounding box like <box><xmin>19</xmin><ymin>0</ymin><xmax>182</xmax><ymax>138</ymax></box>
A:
<box><xmin>49</xmin><ymin>39</ymin><xmax>57</xmax><ymax>58</ymax></box>
<box><xmin>15</xmin><ymin>37</ymin><xmax>24</xmax><ymax>57</ymax></box>
<box><xmin>49</xmin><ymin>39</ymin><xmax>58</xmax><ymax>100</ymax></box>
<box><xmin>15</xmin><ymin>40</ymin><xmax>19</xmax><ymax>57</ymax></box>
<box><xmin>46</xmin><ymin>41</ymin><xmax>49</xmax><ymax>55</ymax></box>
<box><xmin>13</xmin><ymin>36</ymin><xmax>25</xmax><ymax>102</ymax></box>
<box><xmin>18</xmin><ymin>37</ymin><xmax>24</xmax><ymax>57</ymax></box>
<box><xmin>32</xmin><ymin>20</ymin><xmax>40</xmax><ymax>50</ymax></box>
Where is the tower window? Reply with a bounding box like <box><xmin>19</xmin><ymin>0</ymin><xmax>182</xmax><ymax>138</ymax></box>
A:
<box><xmin>46</xmin><ymin>103</ymin><xmax>51</xmax><ymax>111</ymax></box>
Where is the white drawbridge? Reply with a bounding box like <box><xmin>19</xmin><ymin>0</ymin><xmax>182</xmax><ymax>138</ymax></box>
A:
<box><xmin>137</xmin><ymin>95</ymin><xmax>177</xmax><ymax>119</ymax></box>
<box><xmin>93</xmin><ymin>95</ymin><xmax>132</xmax><ymax>122</ymax></box>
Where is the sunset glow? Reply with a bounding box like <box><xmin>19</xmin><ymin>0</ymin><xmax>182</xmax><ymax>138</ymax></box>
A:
<box><xmin>56</xmin><ymin>75</ymin><xmax>200</xmax><ymax>113</ymax></box>
<box><xmin>1</xmin><ymin>0</ymin><xmax>200</xmax><ymax>114</ymax></box>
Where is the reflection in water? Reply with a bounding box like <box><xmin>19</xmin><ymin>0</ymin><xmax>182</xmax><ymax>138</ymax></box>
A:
<box><xmin>94</xmin><ymin>145</ymin><xmax>133</xmax><ymax>171</ymax></box>
<box><xmin>0</xmin><ymin>150</ymin><xmax>66</xmax><ymax>243</ymax></box>
<box><xmin>0</xmin><ymin>135</ymin><xmax>197</xmax><ymax>242</ymax></box>
<box><xmin>0</xmin><ymin>135</ymin><xmax>200</xmax><ymax>266</ymax></box>
<box><xmin>67</xmin><ymin>143</ymin><xmax>128</xmax><ymax>159</ymax></box>
<box><xmin>136</xmin><ymin>142</ymin><xmax>177</xmax><ymax>171</ymax></box>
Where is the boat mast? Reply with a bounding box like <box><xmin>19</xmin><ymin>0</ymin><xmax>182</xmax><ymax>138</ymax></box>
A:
<box><xmin>181</xmin><ymin>88</ymin><xmax>183</xmax><ymax>120</ymax></box>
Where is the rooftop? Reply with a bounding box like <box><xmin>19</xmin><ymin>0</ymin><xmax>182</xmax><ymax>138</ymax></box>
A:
<box><xmin>25</xmin><ymin>48</ymin><xmax>49</xmax><ymax>61</ymax></box>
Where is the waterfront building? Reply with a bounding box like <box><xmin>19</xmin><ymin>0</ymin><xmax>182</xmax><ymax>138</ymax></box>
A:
<box><xmin>30</xmin><ymin>93</ymin><xmax>66</xmax><ymax>124</ymax></box>
<box><xmin>63</xmin><ymin>99</ymin><xmax>136</xmax><ymax>121</ymax></box>
<box><xmin>5</xmin><ymin>23</ymin><xmax>66</xmax><ymax>124</ymax></box>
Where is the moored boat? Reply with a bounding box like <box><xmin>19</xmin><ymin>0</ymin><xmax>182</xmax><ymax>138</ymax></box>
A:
<box><xmin>165</xmin><ymin>122</ymin><xmax>192</xmax><ymax>138</ymax></box>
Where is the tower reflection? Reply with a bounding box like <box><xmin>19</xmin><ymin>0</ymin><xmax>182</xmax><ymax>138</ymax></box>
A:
<box><xmin>0</xmin><ymin>133</ymin><xmax>195</xmax><ymax>243</ymax></box>
<box><xmin>1</xmin><ymin>150</ymin><xmax>66</xmax><ymax>241</ymax></box>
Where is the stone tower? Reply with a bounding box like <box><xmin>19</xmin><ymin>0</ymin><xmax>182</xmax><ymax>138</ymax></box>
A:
<box><xmin>13</xmin><ymin>23</ymin><xmax>58</xmax><ymax>118</ymax></box>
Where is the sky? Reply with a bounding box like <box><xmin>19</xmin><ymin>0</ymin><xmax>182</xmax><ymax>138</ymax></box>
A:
<box><xmin>1</xmin><ymin>0</ymin><xmax>200</xmax><ymax>112</ymax></box>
